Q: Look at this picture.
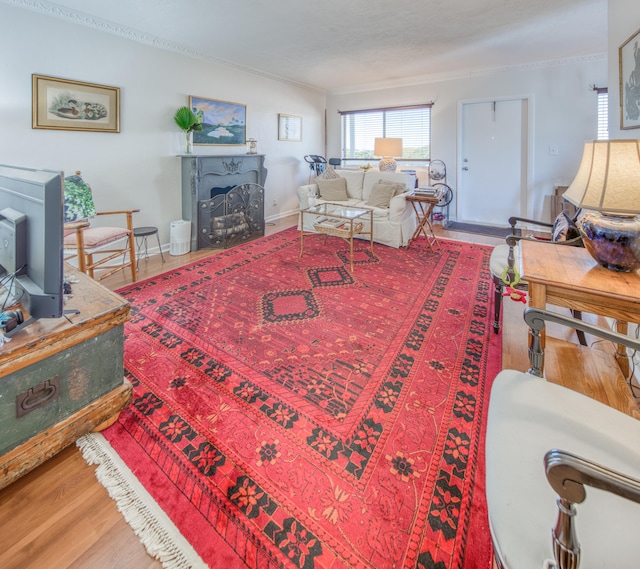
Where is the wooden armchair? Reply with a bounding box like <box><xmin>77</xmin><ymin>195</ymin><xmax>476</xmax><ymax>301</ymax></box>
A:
<box><xmin>63</xmin><ymin>172</ymin><xmax>139</xmax><ymax>282</ymax></box>
<box><xmin>486</xmin><ymin>308</ymin><xmax>640</xmax><ymax>569</ymax></box>
<box><xmin>490</xmin><ymin>211</ymin><xmax>583</xmax><ymax>338</ymax></box>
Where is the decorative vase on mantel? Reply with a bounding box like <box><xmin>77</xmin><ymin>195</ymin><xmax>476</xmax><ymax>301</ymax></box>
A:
<box><xmin>173</xmin><ymin>106</ymin><xmax>202</xmax><ymax>155</ymax></box>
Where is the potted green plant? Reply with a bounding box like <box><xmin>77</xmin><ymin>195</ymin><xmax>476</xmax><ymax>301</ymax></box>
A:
<box><xmin>173</xmin><ymin>106</ymin><xmax>203</xmax><ymax>154</ymax></box>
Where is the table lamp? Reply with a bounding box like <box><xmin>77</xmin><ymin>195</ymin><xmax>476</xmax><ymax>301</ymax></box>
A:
<box><xmin>563</xmin><ymin>139</ymin><xmax>640</xmax><ymax>272</ymax></box>
<box><xmin>374</xmin><ymin>138</ymin><xmax>402</xmax><ymax>172</ymax></box>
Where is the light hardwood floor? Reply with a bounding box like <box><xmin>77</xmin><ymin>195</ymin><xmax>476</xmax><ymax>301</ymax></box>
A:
<box><xmin>0</xmin><ymin>217</ymin><xmax>572</xmax><ymax>569</ymax></box>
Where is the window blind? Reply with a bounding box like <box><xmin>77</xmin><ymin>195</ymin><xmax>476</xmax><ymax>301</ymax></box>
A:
<box><xmin>339</xmin><ymin>104</ymin><xmax>432</xmax><ymax>161</ymax></box>
<box><xmin>596</xmin><ymin>88</ymin><xmax>608</xmax><ymax>141</ymax></box>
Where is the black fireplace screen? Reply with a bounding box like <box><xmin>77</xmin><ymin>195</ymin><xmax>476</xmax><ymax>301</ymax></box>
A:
<box><xmin>198</xmin><ymin>183</ymin><xmax>264</xmax><ymax>249</ymax></box>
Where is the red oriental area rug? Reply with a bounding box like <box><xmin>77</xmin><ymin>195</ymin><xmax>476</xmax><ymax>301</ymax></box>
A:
<box><xmin>81</xmin><ymin>229</ymin><xmax>501</xmax><ymax>569</ymax></box>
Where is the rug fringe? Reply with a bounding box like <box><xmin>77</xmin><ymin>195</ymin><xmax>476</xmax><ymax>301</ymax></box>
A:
<box><xmin>77</xmin><ymin>433</ymin><xmax>207</xmax><ymax>569</ymax></box>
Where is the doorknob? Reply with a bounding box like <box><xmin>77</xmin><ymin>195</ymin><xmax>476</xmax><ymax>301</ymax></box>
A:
<box><xmin>462</xmin><ymin>167</ymin><xmax>469</xmax><ymax>171</ymax></box>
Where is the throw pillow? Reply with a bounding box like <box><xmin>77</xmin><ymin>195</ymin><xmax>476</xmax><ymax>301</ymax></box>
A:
<box><xmin>317</xmin><ymin>177</ymin><xmax>348</xmax><ymax>201</ymax></box>
<box><xmin>366</xmin><ymin>182</ymin><xmax>396</xmax><ymax>208</ymax></box>
<box><xmin>377</xmin><ymin>179</ymin><xmax>407</xmax><ymax>196</ymax></box>
<box><xmin>551</xmin><ymin>212</ymin><xmax>580</xmax><ymax>242</ymax></box>
<box><xmin>63</xmin><ymin>173</ymin><xmax>97</xmax><ymax>223</ymax></box>
<box><xmin>316</xmin><ymin>165</ymin><xmax>341</xmax><ymax>180</ymax></box>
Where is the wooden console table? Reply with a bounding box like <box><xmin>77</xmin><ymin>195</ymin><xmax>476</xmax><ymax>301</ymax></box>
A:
<box><xmin>521</xmin><ymin>240</ymin><xmax>640</xmax><ymax>376</ymax></box>
<box><xmin>0</xmin><ymin>268</ymin><xmax>132</xmax><ymax>490</ymax></box>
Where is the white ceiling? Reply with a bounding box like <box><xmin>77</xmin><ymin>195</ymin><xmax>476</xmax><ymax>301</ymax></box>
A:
<box><xmin>7</xmin><ymin>0</ymin><xmax>608</xmax><ymax>92</ymax></box>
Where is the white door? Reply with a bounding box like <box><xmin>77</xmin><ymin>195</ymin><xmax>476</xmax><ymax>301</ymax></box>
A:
<box><xmin>458</xmin><ymin>99</ymin><xmax>527</xmax><ymax>225</ymax></box>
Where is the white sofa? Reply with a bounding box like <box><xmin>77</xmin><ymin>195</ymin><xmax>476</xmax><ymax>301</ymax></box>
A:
<box><xmin>296</xmin><ymin>169</ymin><xmax>417</xmax><ymax>248</ymax></box>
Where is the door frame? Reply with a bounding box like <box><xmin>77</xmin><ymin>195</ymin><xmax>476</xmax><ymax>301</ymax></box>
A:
<box><xmin>456</xmin><ymin>94</ymin><xmax>535</xmax><ymax>223</ymax></box>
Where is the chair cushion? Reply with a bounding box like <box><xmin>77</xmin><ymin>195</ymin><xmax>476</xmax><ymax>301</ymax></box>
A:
<box><xmin>551</xmin><ymin>211</ymin><xmax>580</xmax><ymax>242</ymax></box>
<box><xmin>317</xmin><ymin>177</ymin><xmax>349</xmax><ymax>201</ymax></box>
<box><xmin>64</xmin><ymin>173</ymin><xmax>97</xmax><ymax>222</ymax></box>
<box><xmin>486</xmin><ymin>372</ymin><xmax>640</xmax><ymax>568</ymax></box>
<box><xmin>64</xmin><ymin>226</ymin><xmax>130</xmax><ymax>249</ymax></box>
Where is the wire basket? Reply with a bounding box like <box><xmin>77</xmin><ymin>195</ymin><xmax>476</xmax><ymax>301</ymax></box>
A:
<box><xmin>313</xmin><ymin>221</ymin><xmax>364</xmax><ymax>237</ymax></box>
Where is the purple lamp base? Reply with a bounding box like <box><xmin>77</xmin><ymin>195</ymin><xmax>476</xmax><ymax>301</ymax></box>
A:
<box><xmin>578</xmin><ymin>211</ymin><xmax>640</xmax><ymax>272</ymax></box>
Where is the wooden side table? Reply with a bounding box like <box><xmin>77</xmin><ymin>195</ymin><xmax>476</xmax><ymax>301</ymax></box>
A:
<box><xmin>521</xmin><ymin>240</ymin><xmax>640</xmax><ymax>376</ymax></box>
<box><xmin>406</xmin><ymin>193</ymin><xmax>440</xmax><ymax>250</ymax></box>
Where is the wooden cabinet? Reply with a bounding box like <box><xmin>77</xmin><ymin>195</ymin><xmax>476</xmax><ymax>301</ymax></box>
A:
<box><xmin>0</xmin><ymin>268</ymin><xmax>131</xmax><ymax>489</ymax></box>
<box><xmin>180</xmin><ymin>154</ymin><xmax>267</xmax><ymax>251</ymax></box>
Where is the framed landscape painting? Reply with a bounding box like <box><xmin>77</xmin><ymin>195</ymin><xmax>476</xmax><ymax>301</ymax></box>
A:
<box><xmin>32</xmin><ymin>74</ymin><xmax>120</xmax><ymax>132</ymax></box>
<box><xmin>189</xmin><ymin>96</ymin><xmax>246</xmax><ymax>145</ymax></box>
<box><xmin>619</xmin><ymin>27</ymin><xmax>640</xmax><ymax>129</ymax></box>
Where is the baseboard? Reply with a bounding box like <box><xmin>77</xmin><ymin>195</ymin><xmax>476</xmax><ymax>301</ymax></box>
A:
<box><xmin>265</xmin><ymin>209</ymin><xmax>298</xmax><ymax>223</ymax></box>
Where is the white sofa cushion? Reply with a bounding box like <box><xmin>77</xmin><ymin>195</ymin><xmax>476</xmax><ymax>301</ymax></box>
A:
<box><xmin>339</xmin><ymin>170</ymin><xmax>365</xmax><ymax>200</ymax></box>
<box><xmin>316</xmin><ymin>165</ymin><xmax>341</xmax><ymax>180</ymax></box>
<box><xmin>365</xmin><ymin>182</ymin><xmax>396</xmax><ymax>208</ymax></box>
<box><xmin>362</xmin><ymin>171</ymin><xmax>414</xmax><ymax>202</ymax></box>
<box><xmin>316</xmin><ymin>177</ymin><xmax>349</xmax><ymax>201</ymax></box>
<box><xmin>376</xmin><ymin>179</ymin><xmax>407</xmax><ymax>196</ymax></box>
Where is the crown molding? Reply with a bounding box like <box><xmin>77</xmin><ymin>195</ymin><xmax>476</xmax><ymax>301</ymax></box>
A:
<box><xmin>327</xmin><ymin>52</ymin><xmax>608</xmax><ymax>96</ymax></box>
<box><xmin>3</xmin><ymin>0</ymin><xmax>327</xmax><ymax>95</ymax></box>
<box><xmin>3</xmin><ymin>0</ymin><xmax>606</xmax><ymax>97</ymax></box>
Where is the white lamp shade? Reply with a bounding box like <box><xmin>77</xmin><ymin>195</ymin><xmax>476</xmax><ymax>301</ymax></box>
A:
<box><xmin>563</xmin><ymin>140</ymin><xmax>640</xmax><ymax>214</ymax></box>
<box><xmin>374</xmin><ymin>137</ymin><xmax>403</xmax><ymax>157</ymax></box>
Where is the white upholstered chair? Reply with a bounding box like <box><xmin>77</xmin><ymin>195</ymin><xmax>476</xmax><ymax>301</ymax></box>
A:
<box><xmin>486</xmin><ymin>308</ymin><xmax>640</xmax><ymax>569</ymax></box>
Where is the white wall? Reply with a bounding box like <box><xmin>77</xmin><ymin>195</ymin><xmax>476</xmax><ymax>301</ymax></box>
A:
<box><xmin>0</xmin><ymin>4</ymin><xmax>326</xmax><ymax>244</ymax></box>
<box><xmin>327</xmin><ymin>57</ymin><xmax>607</xmax><ymax>222</ymax></box>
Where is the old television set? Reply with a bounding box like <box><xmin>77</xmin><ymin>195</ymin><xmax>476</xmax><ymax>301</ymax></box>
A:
<box><xmin>0</xmin><ymin>164</ymin><xmax>65</xmax><ymax>335</ymax></box>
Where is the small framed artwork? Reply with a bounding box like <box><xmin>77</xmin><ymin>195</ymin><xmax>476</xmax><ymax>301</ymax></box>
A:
<box><xmin>278</xmin><ymin>113</ymin><xmax>302</xmax><ymax>141</ymax></box>
<box><xmin>619</xmin><ymin>26</ymin><xmax>640</xmax><ymax>129</ymax></box>
<box><xmin>190</xmin><ymin>96</ymin><xmax>247</xmax><ymax>145</ymax></box>
<box><xmin>32</xmin><ymin>74</ymin><xmax>120</xmax><ymax>132</ymax></box>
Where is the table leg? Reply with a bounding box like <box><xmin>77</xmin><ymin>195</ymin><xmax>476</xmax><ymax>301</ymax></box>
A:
<box><xmin>528</xmin><ymin>282</ymin><xmax>547</xmax><ymax>372</ymax></box>
<box><xmin>349</xmin><ymin>219</ymin><xmax>355</xmax><ymax>272</ymax></box>
<box><xmin>615</xmin><ymin>320</ymin><xmax>630</xmax><ymax>378</ymax></box>
<box><xmin>299</xmin><ymin>211</ymin><xmax>305</xmax><ymax>258</ymax></box>
<box><xmin>154</xmin><ymin>231</ymin><xmax>166</xmax><ymax>263</ymax></box>
<box><xmin>408</xmin><ymin>201</ymin><xmax>422</xmax><ymax>246</ymax></box>
<box><xmin>420</xmin><ymin>203</ymin><xmax>438</xmax><ymax>249</ymax></box>
<box><xmin>408</xmin><ymin>200</ymin><xmax>438</xmax><ymax>250</ymax></box>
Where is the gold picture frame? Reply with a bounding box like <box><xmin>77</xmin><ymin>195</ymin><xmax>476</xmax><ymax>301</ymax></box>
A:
<box><xmin>278</xmin><ymin>113</ymin><xmax>302</xmax><ymax>141</ymax></box>
<box><xmin>190</xmin><ymin>96</ymin><xmax>247</xmax><ymax>146</ymax></box>
<box><xmin>32</xmin><ymin>74</ymin><xmax>120</xmax><ymax>132</ymax></box>
<box><xmin>619</xmin><ymin>27</ymin><xmax>640</xmax><ymax>130</ymax></box>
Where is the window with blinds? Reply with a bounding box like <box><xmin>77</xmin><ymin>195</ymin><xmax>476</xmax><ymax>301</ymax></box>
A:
<box><xmin>339</xmin><ymin>104</ymin><xmax>432</xmax><ymax>161</ymax></box>
<box><xmin>596</xmin><ymin>88</ymin><xmax>608</xmax><ymax>141</ymax></box>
